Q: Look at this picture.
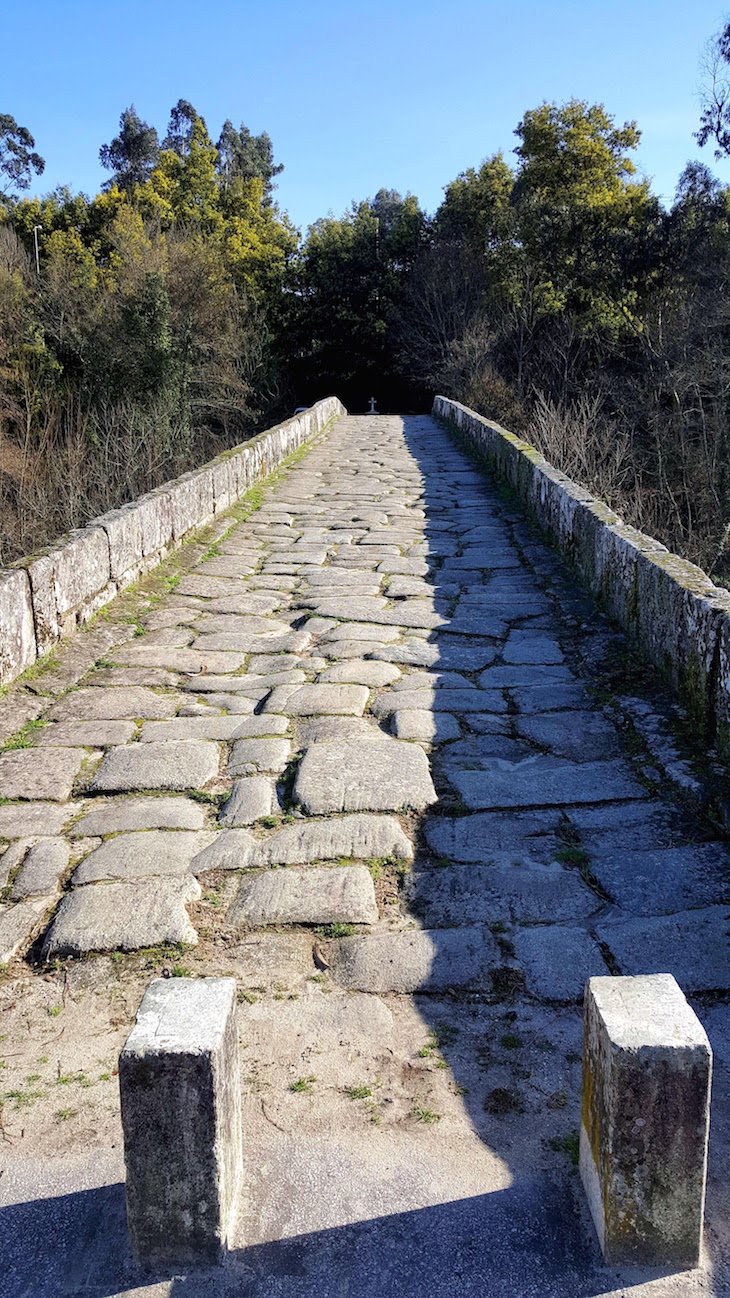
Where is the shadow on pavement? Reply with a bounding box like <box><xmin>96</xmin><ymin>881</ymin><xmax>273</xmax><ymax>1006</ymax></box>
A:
<box><xmin>0</xmin><ymin>1174</ymin><xmax>684</xmax><ymax>1298</ymax></box>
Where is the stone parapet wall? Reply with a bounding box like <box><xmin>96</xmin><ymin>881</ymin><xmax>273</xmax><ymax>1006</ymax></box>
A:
<box><xmin>433</xmin><ymin>395</ymin><xmax>730</xmax><ymax>748</ymax></box>
<box><xmin>0</xmin><ymin>397</ymin><xmax>346</xmax><ymax>687</ymax></box>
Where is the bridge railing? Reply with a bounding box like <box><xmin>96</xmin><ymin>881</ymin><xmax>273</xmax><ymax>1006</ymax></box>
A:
<box><xmin>434</xmin><ymin>394</ymin><xmax>730</xmax><ymax>753</ymax></box>
<box><xmin>0</xmin><ymin>397</ymin><xmax>346</xmax><ymax>690</ymax></box>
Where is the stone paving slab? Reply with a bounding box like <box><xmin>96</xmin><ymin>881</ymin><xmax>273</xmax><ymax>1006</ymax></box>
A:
<box><xmin>227</xmin><ymin>864</ymin><xmax>378</xmax><ymax>927</ymax></box>
<box><xmin>391</xmin><ymin>710</ymin><xmax>461</xmax><ymax>742</ymax></box>
<box><xmin>437</xmin><ymin>734</ymin><xmax>535</xmax><ymax>771</ymax></box>
<box><xmin>372</xmin><ymin>688</ymin><xmax>506</xmax><ymax>717</ymax></box>
<box><xmin>425</xmin><ymin>810</ymin><xmax>564</xmax><ymax>862</ymax></box>
<box><xmin>181</xmin><ymin>671</ymin><xmax>290</xmax><ymax>690</ymax></box>
<box><xmin>318</xmin><ymin>661</ymin><xmax>401</xmax><ymax>687</ymax></box>
<box><xmin>91</xmin><ymin>741</ymin><xmax>220</xmax><ymax>792</ymax></box>
<box><xmin>390</xmin><ymin>670</ymin><xmax>473</xmax><ymax>691</ymax></box>
<box><xmin>72</xmin><ymin>830</ymin><xmax>216</xmax><ymax>883</ymax></box>
<box><xmin>43</xmin><ymin>875</ymin><xmax>201</xmax><ymax>956</ymax></box>
<box><xmin>372</xmin><ymin>642</ymin><xmax>497</xmax><ymax>670</ymax></box>
<box><xmin>29</xmin><ymin>720</ymin><xmax>138</xmax><ymax>748</ymax></box>
<box><xmin>511</xmin><ymin>684</ymin><xmax>593</xmax><ymax>713</ymax></box>
<box><xmin>514</xmin><ymin>712</ymin><xmax>622</xmax><ymax>760</ymax></box>
<box><xmin>588</xmin><ymin>844</ymin><xmax>730</xmax><ymax>914</ymax></box>
<box><xmin>91</xmin><ymin>665</ymin><xmax>185</xmax><ymax>686</ymax></box>
<box><xmin>0</xmin><ymin>802</ymin><xmax>80</xmax><ymax>838</ymax></box>
<box><xmin>477</xmin><ymin>665</ymin><xmax>575</xmax><ymax>689</ymax></box>
<box><xmin>596</xmin><ymin>907</ymin><xmax>730</xmax><ymax>991</ymax></box>
<box><xmin>567</xmin><ymin>801</ymin><xmax>682</xmax><ymax>851</ymax></box>
<box><xmin>329</xmin><ymin>926</ymin><xmax>501</xmax><ymax>993</ymax></box>
<box><xmin>295</xmin><ymin>716</ymin><xmax>376</xmax><ymax>744</ymax></box>
<box><xmin>323</xmin><ymin>624</ymin><xmax>402</xmax><ymax>644</ymax></box>
<box><xmin>70</xmin><ymin>796</ymin><xmax>206</xmax><ymax>836</ymax></box>
<box><xmin>0</xmin><ymin>896</ymin><xmax>53</xmax><ymax>962</ymax></box>
<box><xmin>0</xmin><ymin>840</ymin><xmax>29</xmax><ymax>888</ymax></box>
<box><xmin>312</xmin><ymin>597</ymin><xmax>449</xmax><ymax>630</ymax></box>
<box><xmin>368</xmin><ymin>642</ymin><xmax>440</xmax><ymax>666</ymax></box>
<box><xmin>405</xmin><ymin>863</ymin><xmax>600</xmax><ymax>926</ymax></box>
<box><xmin>48</xmin><ymin>686</ymin><xmax>179</xmax><ymax>722</ymax></box>
<box><xmin>219</xmin><ymin>777</ymin><xmax>278</xmax><ymax>826</ymax></box>
<box><xmin>113</xmin><ymin>644</ymin><xmax>250</xmax><ymax>673</ymax></box>
<box><xmin>320</xmin><ymin>638</ymin><xmax>395</xmax><ymax>660</ymax></box>
<box><xmin>263</xmin><ymin>683</ymin><xmax>369</xmax><ymax>716</ymax></box>
<box><xmin>502</xmin><ymin>632</ymin><xmax>565</xmax><ymax>665</ymax></box>
<box><xmin>138</xmin><ymin>715</ymin><xmax>293</xmax><ymax>744</ymax></box>
<box><xmin>302</xmin><ymin>568</ymin><xmax>384</xmax><ymax>587</ymax></box>
<box><xmin>441</xmin><ymin>613</ymin><xmax>510</xmax><ymax>638</ymax></box>
<box><xmin>511</xmin><ymin>925</ymin><xmax>610</xmax><ymax>1001</ymax></box>
<box><xmin>294</xmin><ymin>737</ymin><xmax>438</xmax><ymax>814</ymax></box>
<box><xmin>10</xmin><ymin>838</ymin><xmax>70</xmax><ymax>899</ymax></box>
<box><xmin>228</xmin><ymin>737</ymin><xmax>291</xmax><ymax>776</ymax></box>
<box><xmin>175</xmin><ymin>574</ymin><xmax>254</xmax><ymax>598</ymax></box>
<box><xmin>450</xmin><ymin>758</ymin><xmax>646</xmax><ymax>810</ymax></box>
<box><xmin>0</xmin><ymin>748</ymin><xmax>85</xmax><ymax>802</ymax></box>
<box><xmin>194</xmin><ymin>813</ymin><xmax>414</xmax><ymax>871</ymax></box>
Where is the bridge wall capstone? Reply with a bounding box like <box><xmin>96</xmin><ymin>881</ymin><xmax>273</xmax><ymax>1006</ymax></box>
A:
<box><xmin>434</xmin><ymin>395</ymin><xmax>730</xmax><ymax>750</ymax></box>
<box><xmin>0</xmin><ymin>397</ymin><xmax>346</xmax><ymax>688</ymax></box>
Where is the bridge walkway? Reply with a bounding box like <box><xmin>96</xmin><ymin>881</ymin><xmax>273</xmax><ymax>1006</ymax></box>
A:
<box><xmin>0</xmin><ymin>413</ymin><xmax>728</xmax><ymax>1295</ymax></box>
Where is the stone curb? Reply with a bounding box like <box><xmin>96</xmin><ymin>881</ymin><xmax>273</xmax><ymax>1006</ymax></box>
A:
<box><xmin>433</xmin><ymin>395</ymin><xmax>730</xmax><ymax>750</ymax></box>
<box><xmin>0</xmin><ymin>397</ymin><xmax>346</xmax><ymax>688</ymax></box>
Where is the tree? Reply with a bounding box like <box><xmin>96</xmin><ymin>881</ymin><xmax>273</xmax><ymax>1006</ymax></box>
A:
<box><xmin>99</xmin><ymin>106</ymin><xmax>159</xmax><ymax>193</ymax></box>
<box><xmin>292</xmin><ymin>191</ymin><xmax>428</xmax><ymax>407</ymax></box>
<box><xmin>697</xmin><ymin>21</ymin><xmax>730</xmax><ymax>158</ymax></box>
<box><xmin>216</xmin><ymin>120</ymin><xmax>283</xmax><ymax>201</ymax></box>
<box><xmin>436</xmin><ymin>152</ymin><xmax>514</xmax><ymax>254</ymax></box>
<box><xmin>0</xmin><ymin>115</ymin><xmax>44</xmax><ymax>198</ymax></box>
<box><xmin>163</xmin><ymin>100</ymin><xmax>201</xmax><ymax>158</ymax></box>
<box><xmin>510</xmin><ymin>100</ymin><xmax>657</xmax><ymax>333</ymax></box>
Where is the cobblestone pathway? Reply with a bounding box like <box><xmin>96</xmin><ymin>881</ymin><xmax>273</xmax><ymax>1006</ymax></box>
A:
<box><xmin>0</xmin><ymin>414</ymin><xmax>729</xmax><ymax>1296</ymax></box>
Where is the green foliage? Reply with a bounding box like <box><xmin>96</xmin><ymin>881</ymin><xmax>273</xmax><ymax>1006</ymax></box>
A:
<box><xmin>546</xmin><ymin>1129</ymin><xmax>580</xmax><ymax>1165</ymax></box>
<box><xmin>410</xmin><ymin>1104</ymin><xmax>441</xmax><ymax>1124</ymax></box>
<box><xmin>1</xmin><ymin>719</ymin><xmax>46</xmax><ymax>752</ymax></box>
<box><xmin>345</xmin><ymin>1084</ymin><xmax>372</xmax><ymax>1100</ymax></box>
<box><xmin>0</xmin><ymin>114</ymin><xmax>45</xmax><ymax>198</ymax></box>
<box><xmin>322</xmin><ymin>922</ymin><xmax>355</xmax><ymax>938</ymax></box>
<box><xmin>3</xmin><ymin>81</ymin><xmax>730</xmax><ymax>580</ymax></box>
<box><xmin>290</xmin><ymin>188</ymin><xmax>426</xmax><ymax>407</ymax></box>
<box><xmin>0</xmin><ymin>98</ymin><xmax>293</xmax><ymax>562</ymax></box>
<box><xmin>99</xmin><ymin>105</ymin><xmax>159</xmax><ymax>193</ymax></box>
<box><xmin>289</xmin><ymin>1075</ymin><xmax>316</xmax><ymax>1094</ymax></box>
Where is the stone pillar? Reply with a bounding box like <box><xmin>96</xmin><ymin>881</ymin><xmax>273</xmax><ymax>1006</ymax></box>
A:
<box><xmin>119</xmin><ymin>978</ymin><xmax>242</xmax><ymax>1268</ymax></box>
<box><xmin>580</xmin><ymin>973</ymin><xmax>712</xmax><ymax>1268</ymax></box>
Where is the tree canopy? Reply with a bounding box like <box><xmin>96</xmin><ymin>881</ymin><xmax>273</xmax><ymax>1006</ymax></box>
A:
<box><xmin>3</xmin><ymin>87</ymin><xmax>730</xmax><ymax>584</ymax></box>
<box><xmin>0</xmin><ymin>114</ymin><xmax>45</xmax><ymax>198</ymax></box>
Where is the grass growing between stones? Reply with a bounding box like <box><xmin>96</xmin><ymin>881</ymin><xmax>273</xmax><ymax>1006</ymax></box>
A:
<box><xmin>16</xmin><ymin>652</ymin><xmax>61</xmax><ymax>689</ymax></box>
<box><xmin>319</xmin><ymin>922</ymin><xmax>355</xmax><ymax>938</ymax></box>
<box><xmin>109</xmin><ymin>940</ymin><xmax>194</xmax><ymax>968</ymax></box>
<box><xmin>0</xmin><ymin>718</ymin><xmax>46</xmax><ymax>752</ymax></box>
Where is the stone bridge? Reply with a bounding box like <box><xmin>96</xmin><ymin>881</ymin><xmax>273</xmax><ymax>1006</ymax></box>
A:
<box><xmin>0</xmin><ymin>407</ymin><xmax>728</xmax><ymax>1295</ymax></box>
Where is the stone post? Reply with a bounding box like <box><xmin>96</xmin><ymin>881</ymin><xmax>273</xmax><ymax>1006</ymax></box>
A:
<box><xmin>119</xmin><ymin>977</ymin><xmax>242</xmax><ymax>1268</ymax></box>
<box><xmin>579</xmin><ymin>973</ymin><xmax>712</xmax><ymax>1268</ymax></box>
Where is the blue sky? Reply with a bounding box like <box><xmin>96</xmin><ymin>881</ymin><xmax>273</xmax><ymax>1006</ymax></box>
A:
<box><xmin>4</xmin><ymin>0</ymin><xmax>730</xmax><ymax>232</ymax></box>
